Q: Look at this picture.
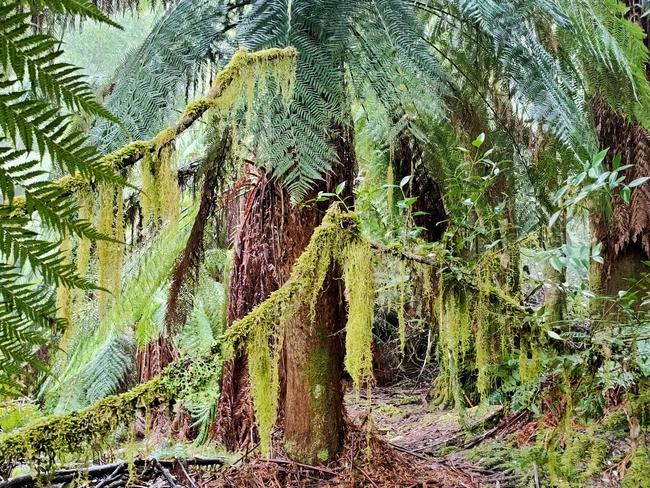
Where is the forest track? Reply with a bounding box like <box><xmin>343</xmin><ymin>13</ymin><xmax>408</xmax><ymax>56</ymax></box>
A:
<box><xmin>346</xmin><ymin>382</ymin><xmax>515</xmax><ymax>487</ymax></box>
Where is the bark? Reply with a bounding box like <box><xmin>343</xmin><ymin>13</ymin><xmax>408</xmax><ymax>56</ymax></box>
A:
<box><xmin>212</xmin><ymin>126</ymin><xmax>357</xmax><ymax>463</ymax></box>
<box><xmin>210</xmin><ymin>169</ymin><xmax>282</xmax><ymax>450</ymax></box>
<box><xmin>591</xmin><ymin>94</ymin><xmax>650</xmax><ymax>289</ymax></box>
<box><xmin>591</xmin><ymin>92</ymin><xmax>650</xmax><ymax>309</ymax></box>
<box><xmin>391</xmin><ymin>129</ymin><xmax>447</xmax><ymax>242</ymax></box>
<box><xmin>587</xmin><ymin>1</ymin><xmax>650</xmax><ymax>306</ymax></box>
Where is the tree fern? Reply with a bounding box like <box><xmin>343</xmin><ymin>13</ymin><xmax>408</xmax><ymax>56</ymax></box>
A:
<box><xmin>240</xmin><ymin>0</ymin><xmax>450</xmax><ymax>199</ymax></box>
<box><xmin>0</xmin><ymin>0</ymin><xmax>121</xmax><ymax>392</ymax></box>
<box><xmin>90</xmin><ymin>0</ymin><xmax>242</xmax><ymax>153</ymax></box>
<box><xmin>44</xmin><ymin>211</ymin><xmax>193</xmax><ymax>411</ymax></box>
<box><xmin>554</xmin><ymin>0</ymin><xmax>650</xmax><ymax>129</ymax></box>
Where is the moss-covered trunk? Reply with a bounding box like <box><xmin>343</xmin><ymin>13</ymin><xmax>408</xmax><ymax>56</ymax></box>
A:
<box><xmin>280</xmin><ymin>126</ymin><xmax>356</xmax><ymax>463</ymax></box>
<box><xmin>279</xmin><ymin>208</ymin><xmax>346</xmax><ymax>463</ymax></box>
<box><xmin>214</xmin><ymin>126</ymin><xmax>356</xmax><ymax>461</ymax></box>
<box><xmin>211</xmin><ymin>170</ymin><xmax>282</xmax><ymax>450</ymax></box>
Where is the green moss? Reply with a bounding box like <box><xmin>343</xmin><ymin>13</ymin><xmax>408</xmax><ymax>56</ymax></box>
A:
<box><xmin>152</xmin><ymin>128</ymin><xmax>176</xmax><ymax>150</ymax></box>
<box><xmin>99</xmin><ymin>140</ymin><xmax>150</xmax><ymax>170</ymax></box>
<box><xmin>622</xmin><ymin>447</ymin><xmax>650</xmax><ymax>488</ymax></box>
<box><xmin>342</xmin><ymin>240</ymin><xmax>375</xmax><ymax>390</ymax></box>
<box><xmin>374</xmin><ymin>404</ymin><xmax>403</xmax><ymax>417</ymax></box>
<box><xmin>0</xmin><ymin>379</ymin><xmax>166</xmax><ymax>470</ymax></box>
<box><xmin>0</xmin><ymin>205</ymin><xmax>370</xmax><ymax>468</ymax></box>
<box><xmin>182</xmin><ymin>98</ymin><xmax>215</xmax><ymax>120</ymax></box>
<box><xmin>317</xmin><ymin>448</ymin><xmax>329</xmax><ymax>462</ymax></box>
<box><xmin>432</xmin><ymin>279</ymin><xmax>471</xmax><ymax>412</ymax></box>
<box><xmin>57</xmin><ymin>175</ymin><xmax>87</xmax><ymax>194</ymax></box>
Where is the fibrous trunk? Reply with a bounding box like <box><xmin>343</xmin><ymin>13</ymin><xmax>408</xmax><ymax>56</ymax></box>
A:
<box><xmin>213</xmin><ymin>127</ymin><xmax>356</xmax><ymax>463</ymax></box>
<box><xmin>211</xmin><ymin>169</ymin><xmax>282</xmax><ymax>450</ymax></box>
<box><xmin>591</xmin><ymin>91</ymin><xmax>650</xmax><ymax>306</ymax></box>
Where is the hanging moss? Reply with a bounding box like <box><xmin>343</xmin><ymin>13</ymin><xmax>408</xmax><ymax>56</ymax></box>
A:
<box><xmin>432</xmin><ymin>278</ymin><xmax>470</xmax><ymax>410</ymax></box>
<box><xmin>397</xmin><ymin>260</ymin><xmax>407</xmax><ymax>356</ymax></box>
<box><xmin>247</xmin><ymin>322</ymin><xmax>280</xmax><ymax>457</ymax></box>
<box><xmin>96</xmin><ymin>184</ymin><xmax>124</xmax><ymax>317</ymax></box>
<box><xmin>34</xmin><ymin>47</ymin><xmax>296</xmax><ymax>211</ymax></box>
<box><xmin>96</xmin><ymin>184</ymin><xmax>114</xmax><ymax>316</ymax></box>
<box><xmin>343</xmin><ymin>240</ymin><xmax>375</xmax><ymax>390</ymax></box>
<box><xmin>156</xmin><ymin>143</ymin><xmax>180</xmax><ymax>227</ymax></box>
<box><xmin>76</xmin><ymin>191</ymin><xmax>92</xmax><ymax>280</ymax></box>
<box><xmin>140</xmin><ymin>151</ymin><xmax>158</xmax><ymax>228</ymax></box>
<box><xmin>474</xmin><ymin>294</ymin><xmax>492</xmax><ymax>398</ymax></box>
<box><xmin>55</xmin><ymin>233</ymin><xmax>72</xmax><ymax>323</ymax></box>
<box><xmin>0</xmin><ymin>206</ymin><xmax>370</xmax><ymax>467</ymax></box>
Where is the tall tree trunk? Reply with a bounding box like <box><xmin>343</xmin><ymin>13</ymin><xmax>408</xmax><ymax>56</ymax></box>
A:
<box><xmin>588</xmin><ymin>1</ymin><xmax>650</xmax><ymax>306</ymax></box>
<box><xmin>212</xmin><ymin>126</ymin><xmax>357</xmax><ymax>463</ymax></box>
<box><xmin>591</xmin><ymin>91</ymin><xmax>650</xmax><ymax>307</ymax></box>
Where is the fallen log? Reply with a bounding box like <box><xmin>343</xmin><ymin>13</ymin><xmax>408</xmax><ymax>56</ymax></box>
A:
<box><xmin>0</xmin><ymin>457</ymin><xmax>226</xmax><ymax>488</ymax></box>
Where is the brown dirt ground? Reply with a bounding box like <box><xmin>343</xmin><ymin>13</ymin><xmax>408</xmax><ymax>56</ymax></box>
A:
<box><xmin>198</xmin><ymin>382</ymin><xmax>509</xmax><ymax>487</ymax></box>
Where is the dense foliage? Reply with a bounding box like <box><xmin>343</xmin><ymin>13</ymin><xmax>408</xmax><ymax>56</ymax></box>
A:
<box><xmin>0</xmin><ymin>0</ymin><xmax>649</xmax><ymax>485</ymax></box>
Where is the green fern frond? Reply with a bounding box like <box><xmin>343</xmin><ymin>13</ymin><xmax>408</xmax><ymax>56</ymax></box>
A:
<box><xmin>90</xmin><ymin>0</ymin><xmax>239</xmax><ymax>153</ymax></box>
<box><xmin>23</xmin><ymin>0</ymin><xmax>120</xmax><ymax>26</ymax></box>
<box><xmin>0</xmin><ymin>0</ymin><xmax>122</xmax><ymax>391</ymax></box>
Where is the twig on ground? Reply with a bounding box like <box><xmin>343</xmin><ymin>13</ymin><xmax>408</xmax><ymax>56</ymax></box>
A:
<box><xmin>153</xmin><ymin>459</ymin><xmax>179</xmax><ymax>488</ymax></box>
<box><xmin>177</xmin><ymin>461</ymin><xmax>198</xmax><ymax>488</ymax></box>
<box><xmin>265</xmin><ymin>458</ymin><xmax>338</xmax><ymax>477</ymax></box>
<box><xmin>95</xmin><ymin>464</ymin><xmax>124</xmax><ymax>488</ymax></box>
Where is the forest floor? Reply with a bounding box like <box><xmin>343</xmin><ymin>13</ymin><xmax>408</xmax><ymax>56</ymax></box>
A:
<box><xmin>344</xmin><ymin>381</ymin><xmax>516</xmax><ymax>487</ymax></box>
<box><xmin>198</xmin><ymin>381</ymin><xmax>521</xmax><ymax>487</ymax></box>
<box><xmin>13</xmin><ymin>382</ymin><xmax>638</xmax><ymax>487</ymax></box>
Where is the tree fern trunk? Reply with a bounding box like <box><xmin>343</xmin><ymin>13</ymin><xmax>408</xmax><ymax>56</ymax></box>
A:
<box><xmin>591</xmin><ymin>90</ymin><xmax>650</xmax><ymax>309</ymax></box>
<box><xmin>210</xmin><ymin>170</ymin><xmax>281</xmax><ymax>450</ymax></box>
<box><xmin>212</xmin><ymin>127</ymin><xmax>356</xmax><ymax>462</ymax></box>
<box><xmin>280</xmin><ymin>125</ymin><xmax>356</xmax><ymax>463</ymax></box>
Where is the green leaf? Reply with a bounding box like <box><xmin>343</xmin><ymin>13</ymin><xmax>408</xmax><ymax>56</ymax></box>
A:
<box><xmin>549</xmin><ymin>210</ymin><xmax>561</xmax><ymax>227</ymax></box>
<box><xmin>620</xmin><ymin>185</ymin><xmax>631</xmax><ymax>204</ymax></box>
<box><xmin>335</xmin><ymin>181</ymin><xmax>346</xmax><ymax>195</ymax></box>
<box><xmin>628</xmin><ymin>176</ymin><xmax>649</xmax><ymax>188</ymax></box>
<box><xmin>471</xmin><ymin>132</ymin><xmax>485</xmax><ymax>148</ymax></box>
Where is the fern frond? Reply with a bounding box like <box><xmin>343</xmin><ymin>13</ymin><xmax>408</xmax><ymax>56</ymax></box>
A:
<box><xmin>0</xmin><ymin>0</ymin><xmax>122</xmax><ymax>390</ymax></box>
<box><xmin>90</xmin><ymin>0</ymin><xmax>240</xmax><ymax>153</ymax></box>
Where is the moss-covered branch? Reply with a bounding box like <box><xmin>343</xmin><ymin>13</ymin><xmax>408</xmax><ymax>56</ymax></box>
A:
<box><xmin>371</xmin><ymin>242</ymin><xmax>526</xmax><ymax>314</ymax></box>
<box><xmin>57</xmin><ymin>47</ymin><xmax>297</xmax><ymax>193</ymax></box>
<box><xmin>0</xmin><ymin>206</ymin><xmax>366</xmax><ymax>468</ymax></box>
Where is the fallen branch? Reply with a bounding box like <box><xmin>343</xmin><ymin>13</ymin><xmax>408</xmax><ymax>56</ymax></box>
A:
<box><xmin>265</xmin><ymin>458</ymin><xmax>338</xmax><ymax>477</ymax></box>
<box><xmin>0</xmin><ymin>457</ymin><xmax>225</xmax><ymax>488</ymax></box>
<box><xmin>153</xmin><ymin>459</ymin><xmax>179</xmax><ymax>488</ymax></box>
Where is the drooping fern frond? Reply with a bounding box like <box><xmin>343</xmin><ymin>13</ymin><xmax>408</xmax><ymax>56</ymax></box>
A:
<box><xmin>428</xmin><ymin>0</ymin><xmax>597</xmax><ymax>156</ymax></box>
<box><xmin>0</xmin><ymin>0</ymin><xmax>121</xmax><ymax>392</ymax></box>
<box><xmin>554</xmin><ymin>0</ymin><xmax>650</xmax><ymax>129</ymax></box>
<box><xmin>90</xmin><ymin>0</ymin><xmax>242</xmax><ymax>153</ymax></box>
<box><xmin>240</xmin><ymin>0</ymin><xmax>451</xmax><ymax>200</ymax></box>
<box><xmin>45</xmin><ymin>211</ymin><xmax>193</xmax><ymax>411</ymax></box>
